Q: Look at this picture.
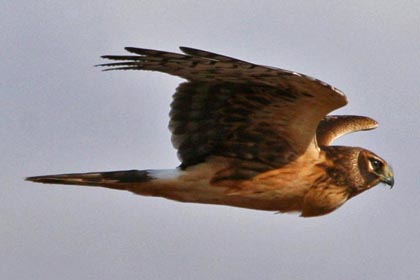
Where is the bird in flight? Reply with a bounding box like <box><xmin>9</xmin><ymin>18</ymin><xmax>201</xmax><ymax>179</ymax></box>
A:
<box><xmin>27</xmin><ymin>46</ymin><xmax>394</xmax><ymax>217</ymax></box>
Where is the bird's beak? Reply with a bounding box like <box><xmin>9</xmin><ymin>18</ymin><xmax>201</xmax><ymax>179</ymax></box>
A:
<box><xmin>381</xmin><ymin>166</ymin><xmax>394</xmax><ymax>188</ymax></box>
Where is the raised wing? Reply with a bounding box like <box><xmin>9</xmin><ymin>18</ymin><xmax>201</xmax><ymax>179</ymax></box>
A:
<box><xmin>99</xmin><ymin>47</ymin><xmax>348</xmax><ymax>173</ymax></box>
<box><xmin>316</xmin><ymin>115</ymin><xmax>378</xmax><ymax>146</ymax></box>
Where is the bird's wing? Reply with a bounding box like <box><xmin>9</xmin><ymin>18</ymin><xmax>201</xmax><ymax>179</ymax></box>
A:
<box><xmin>316</xmin><ymin>115</ymin><xmax>378</xmax><ymax>146</ymax></box>
<box><xmin>99</xmin><ymin>47</ymin><xmax>348</xmax><ymax>178</ymax></box>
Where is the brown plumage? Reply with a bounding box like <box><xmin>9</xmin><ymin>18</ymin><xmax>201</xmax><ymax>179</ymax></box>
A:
<box><xmin>26</xmin><ymin>47</ymin><xmax>394</xmax><ymax>217</ymax></box>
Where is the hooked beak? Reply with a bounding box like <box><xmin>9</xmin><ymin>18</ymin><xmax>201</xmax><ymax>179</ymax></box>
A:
<box><xmin>381</xmin><ymin>166</ymin><xmax>394</xmax><ymax>188</ymax></box>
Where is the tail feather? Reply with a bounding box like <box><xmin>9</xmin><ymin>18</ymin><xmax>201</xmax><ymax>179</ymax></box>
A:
<box><xmin>26</xmin><ymin>169</ymin><xmax>156</xmax><ymax>188</ymax></box>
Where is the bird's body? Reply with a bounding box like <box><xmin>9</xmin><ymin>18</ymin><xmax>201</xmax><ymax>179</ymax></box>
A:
<box><xmin>27</xmin><ymin>47</ymin><xmax>394</xmax><ymax>217</ymax></box>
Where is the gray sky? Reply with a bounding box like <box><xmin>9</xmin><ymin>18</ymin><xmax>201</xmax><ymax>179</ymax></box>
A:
<box><xmin>2</xmin><ymin>1</ymin><xmax>419</xmax><ymax>279</ymax></box>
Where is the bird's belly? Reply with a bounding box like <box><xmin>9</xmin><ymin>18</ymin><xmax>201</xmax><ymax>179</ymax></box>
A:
<box><xmin>146</xmin><ymin>162</ymin><xmax>314</xmax><ymax>213</ymax></box>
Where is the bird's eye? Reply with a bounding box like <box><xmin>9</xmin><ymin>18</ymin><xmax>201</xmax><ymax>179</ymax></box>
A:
<box><xmin>369</xmin><ymin>158</ymin><xmax>383</xmax><ymax>173</ymax></box>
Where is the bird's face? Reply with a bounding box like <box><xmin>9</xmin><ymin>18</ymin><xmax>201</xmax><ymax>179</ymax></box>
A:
<box><xmin>359</xmin><ymin>150</ymin><xmax>394</xmax><ymax>188</ymax></box>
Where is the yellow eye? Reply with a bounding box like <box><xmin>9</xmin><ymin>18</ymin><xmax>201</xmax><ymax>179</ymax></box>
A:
<box><xmin>369</xmin><ymin>158</ymin><xmax>383</xmax><ymax>173</ymax></box>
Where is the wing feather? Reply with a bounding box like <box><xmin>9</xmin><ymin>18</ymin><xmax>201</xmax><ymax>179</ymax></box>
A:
<box><xmin>316</xmin><ymin>115</ymin><xmax>378</xmax><ymax>146</ymax></box>
<box><xmin>99</xmin><ymin>47</ymin><xmax>348</xmax><ymax>177</ymax></box>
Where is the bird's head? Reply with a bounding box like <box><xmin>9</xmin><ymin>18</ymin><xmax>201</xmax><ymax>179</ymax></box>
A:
<box><xmin>358</xmin><ymin>150</ymin><xmax>394</xmax><ymax>189</ymax></box>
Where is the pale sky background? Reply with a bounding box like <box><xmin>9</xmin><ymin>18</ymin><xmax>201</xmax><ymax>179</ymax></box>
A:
<box><xmin>2</xmin><ymin>1</ymin><xmax>419</xmax><ymax>279</ymax></box>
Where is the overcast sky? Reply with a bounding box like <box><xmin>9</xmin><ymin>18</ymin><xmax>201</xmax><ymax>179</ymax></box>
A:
<box><xmin>2</xmin><ymin>1</ymin><xmax>419</xmax><ymax>279</ymax></box>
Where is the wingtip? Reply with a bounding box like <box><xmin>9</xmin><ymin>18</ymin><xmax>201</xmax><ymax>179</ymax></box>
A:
<box><xmin>124</xmin><ymin>46</ymin><xmax>137</xmax><ymax>53</ymax></box>
<box><xmin>99</xmin><ymin>55</ymin><xmax>118</xmax><ymax>61</ymax></box>
<box><xmin>124</xmin><ymin>47</ymin><xmax>153</xmax><ymax>55</ymax></box>
<box><xmin>371</xmin><ymin>118</ymin><xmax>379</xmax><ymax>128</ymax></box>
<box><xmin>359</xmin><ymin>116</ymin><xmax>379</xmax><ymax>129</ymax></box>
<box><xmin>93</xmin><ymin>64</ymin><xmax>120</xmax><ymax>71</ymax></box>
<box><xmin>179</xmin><ymin>46</ymin><xmax>193</xmax><ymax>54</ymax></box>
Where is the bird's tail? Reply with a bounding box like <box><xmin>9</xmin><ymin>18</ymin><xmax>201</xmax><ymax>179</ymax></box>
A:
<box><xmin>26</xmin><ymin>169</ymin><xmax>180</xmax><ymax>193</ymax></box>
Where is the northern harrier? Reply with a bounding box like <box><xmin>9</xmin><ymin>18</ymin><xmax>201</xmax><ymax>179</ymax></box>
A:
<box><xmin>27</xmin><ymin>47</ymin><xmax>394</xmax><ymax>217</ymax></box>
